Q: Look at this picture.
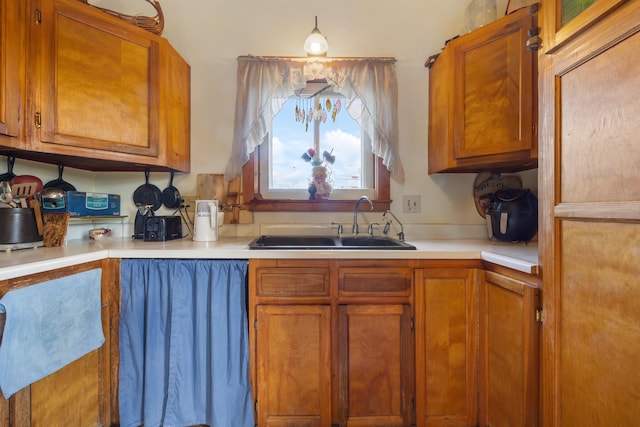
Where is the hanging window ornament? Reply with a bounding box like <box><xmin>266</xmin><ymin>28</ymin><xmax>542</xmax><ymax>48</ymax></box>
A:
<box><xmin>295</xmin><ymin>95</ymin><xmax>343</xmax><ymax>131</ymax></box>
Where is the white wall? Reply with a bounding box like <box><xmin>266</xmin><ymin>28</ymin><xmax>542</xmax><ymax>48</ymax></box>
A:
<box><xmin>9</xmin><ymin>0</ymin><xmax>538</xmax><ymax>238</ymax></box>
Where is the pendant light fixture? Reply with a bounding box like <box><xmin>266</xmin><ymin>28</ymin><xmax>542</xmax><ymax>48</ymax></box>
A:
<box><xmin>303</xmin><ymin>16</ymin><xmax>329</xmax><ymax>56</ymax></box>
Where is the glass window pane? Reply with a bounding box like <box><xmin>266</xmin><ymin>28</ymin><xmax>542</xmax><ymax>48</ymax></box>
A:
<box><xmin>562</xmin><ymin>0</ymin><xmax>597</xmax><ymax>25</ymax></box>
<box><xmin>268</xmin><ymin>96</ymin><xmax>371</xmax><ymax>194</ymax></box>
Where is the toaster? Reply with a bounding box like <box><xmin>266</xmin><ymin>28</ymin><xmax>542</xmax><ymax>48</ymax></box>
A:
<box><xmin>144</xmin><ymin>216</ymin><xmax>182</xmax><ymax>241</ymax></box>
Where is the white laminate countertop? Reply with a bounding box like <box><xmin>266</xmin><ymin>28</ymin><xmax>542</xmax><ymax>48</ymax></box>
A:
<box><xmin>0</xmin><ymin>237</ymin><xmax>539</xmax><ymax>281</ymax></box>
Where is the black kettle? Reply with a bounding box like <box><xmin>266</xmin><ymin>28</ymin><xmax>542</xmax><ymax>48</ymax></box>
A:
<box><xmin>486</xmin><ymin>189</ymin><xmax>538</xmax><ymax>242</ymax></box>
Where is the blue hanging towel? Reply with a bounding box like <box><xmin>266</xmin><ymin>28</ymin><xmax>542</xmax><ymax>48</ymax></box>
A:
<box><xmin>118</xmin><ymin>259</ymin><xmax>254</xmax><ymax>427</ymax></box>
<box><xmin>0</xmin><ymin>268</ymin><xmax>104</xmax><ymax>397</ymax></box>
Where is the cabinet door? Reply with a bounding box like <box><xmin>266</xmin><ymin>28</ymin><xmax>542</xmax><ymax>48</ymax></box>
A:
<box><xmin>338</xmin><ymin>304</ymin><xmax>413</xmax><ymax>427</ymax></box>
<box><xmin>428</xmin><ymin>7</ymin><xmax>538</xmax><ymax>174</ymax></box>
<box><xmin>30</xmin><ymin>349</ymin><xmax>102</xmax><ymax>426</ymax></box>
<box><xmin>452</xmin><ymin>8</ymin><xmax>536</xmax><ymax>161</ymax></box>
<box><xmin>479</xmin><ymin>271</ymin><xmax>539</xmax><ymax>427</ymax></box>
<box><xmin>0</xmin><ymin>260</ymin><xmax>114</xmax><ymax>426</ymax></box>
<box><xmin>542</xmin><ymin>0</ymin><xmax>627</xmax><ymax>52</ymax></box>
<box><xmin>256</xmin><ymin>305</ymin><xmax>332</xmax><ymax>427</ymax></box>
<box><xmin>159</xmin><ymin>40</ymin><xmax>191</xmax><ymax>173</ymax></box>
<box><xmin>0</xmin><ymin>0</ymin><xmax>22</xmax><ymax>139</ymax></box>
<box><xmin>539</xmin><ymin>1</ymin><xmax>640</xmax><ymax>425</ymax></box>
<box><xmin>415</xmin><ymin>268</ymin><xmax>478</xmax><ymax>427</ymax></box>
<box><xmin>34</xmin><ymin>0</ymin><xmax>160</xmax><ymax>160</ymax></box>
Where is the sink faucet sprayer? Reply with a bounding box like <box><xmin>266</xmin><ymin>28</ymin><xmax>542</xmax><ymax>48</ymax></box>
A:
<box><xmin>331</xmin><ymin>221</ymin><xmax>344</xmax><ymax>237</ymax></box>
<box><xmin>383</xmin><ymin>210</ymin><xmax>405</xmax><ymax>241</ymax></box>
<box><xmin>352</xmin><ymin>196</ymin><xmax>374</xmax><ymax>234</ymax></box>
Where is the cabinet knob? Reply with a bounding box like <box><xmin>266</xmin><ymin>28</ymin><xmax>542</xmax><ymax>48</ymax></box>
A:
<box><xmin>526</xmin><ymin>36</ymin><xmax>542</xmax><ymax>51</ymax></box>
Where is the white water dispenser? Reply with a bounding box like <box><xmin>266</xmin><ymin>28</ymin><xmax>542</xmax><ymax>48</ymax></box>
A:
<box><xmin>193</xmin><ymin>200</ymin><xmax>220</xmax><ymax>241</ymax></box>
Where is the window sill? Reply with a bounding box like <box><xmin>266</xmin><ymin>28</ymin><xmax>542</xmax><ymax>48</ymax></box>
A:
<box><xmin>242</xmin><ymin>153</ymin><xmax>391</xmax><ymax>212</ymax></box>
<box><xmin>245</xmin><ymin>198</ymin><xmax>391</xmax><ymax>212</ymax></box>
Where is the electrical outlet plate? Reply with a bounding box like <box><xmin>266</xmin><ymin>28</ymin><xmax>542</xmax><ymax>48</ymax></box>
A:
<box><xmin>181</xmin><ymin>195</ymin><xmax>197</xmax><ymax>215</ymax></box>
<box><xmin>403</xmin><ymin>195</ymin><xmax>421</xmax><ymax>213</ymax></box>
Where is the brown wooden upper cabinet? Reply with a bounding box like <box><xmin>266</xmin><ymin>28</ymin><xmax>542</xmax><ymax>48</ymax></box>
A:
<box><xmin>0</xmin><ymin>0</ymin><xmax>23</xmax><ymax>140</ymax></box>
<box><xmin>542</xmin><ymin>0</ymin><xmax>627</xmax><ymax>52</ymax></box>
<box><xmin>0</xmin><ymin>0</ymin><xmax>190</xmax><ymax>172</ymax></box>
<box><xmin>427</xmin><ymin>6</ymin><xmax>538</xmax><ymax>174</ymax></box>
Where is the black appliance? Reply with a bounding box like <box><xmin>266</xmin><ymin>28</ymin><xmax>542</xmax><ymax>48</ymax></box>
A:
<box><xmin>143</xmin><ymin>215</ymin><xmax>182</xmax><ymax>241</ymax></box>
<box><xmin>487</xmin><ymin>189</ymin><xmax>538</xmax><ymax>242</ymax></box>
<box><xmin>133</xmin><ymin>208</ymin><xmax>153</xmax><ymax>240</ymax></box>
<box><xmin>0</xmin><ymin>208</ymin><xmax>42</xmax><ymax>245</ymax></box>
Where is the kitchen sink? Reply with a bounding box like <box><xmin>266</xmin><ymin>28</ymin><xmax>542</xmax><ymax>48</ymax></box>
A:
<box><xmin>249</xmin><ymin>235</ymin><xmax>337</xmax><ymax>248</ymax></box>
<box><xmin>248</xmin><ymin>235</ymin><xmax>416</xmax><ymax>250</ymax></box>
<box><xmin>340</xmin><ymin>236</ymin><xmax>414</xmax><ymax>248</ymax></box>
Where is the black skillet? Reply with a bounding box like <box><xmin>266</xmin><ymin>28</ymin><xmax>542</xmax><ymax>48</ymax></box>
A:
<box><xmin>161</xmin><ymin>170</ymin><xmax>182</xmax><ymax>209</ymax></box>
<box><xmin>133</xmin><ymin>169</ymin><xmax>162</xmax><ymax>211</ymax></box>
<box><xmin>43</xmin><ymin>163</ymin><xmax>76</xmax><ymax>191</ymax></box>
<box><xmin>0</xmin><ymin>156</ymin><xmax>16</xmax><ymax>182</ymax></box>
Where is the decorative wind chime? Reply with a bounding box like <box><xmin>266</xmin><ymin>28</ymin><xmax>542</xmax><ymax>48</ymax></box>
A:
<box><xmin>295</xmin><ymin>96</ymin><xmax>341</xmax><ymax>200</ymax></box>
<box><xmin>294</xmin><ymin>98</ymin><xmax>342</xmax><ymax>132</ymax></box>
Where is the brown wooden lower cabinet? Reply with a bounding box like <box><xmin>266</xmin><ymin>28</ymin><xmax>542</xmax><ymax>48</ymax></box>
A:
<box><xmin>256</xmin><ymin>304</ymin><xmax>332</xmax><ymax>427</ymax></box>
<box><xmin>249</xmin><ymin>259</ymin><xmax>414</xmax><ymax>427</ymax></box>
<box><xmin>252</xmin><ymin>260</ymin><xmax>541</xmax><ymax>427</ymax></box>
<box><xmin>0</xmin><ymin>259</ymin><xmax>119</xmax><ymax>427</ymax></box>
<box><xmin>338</xmin><ymin>303</ymin><xmax>413</xmax><ymax>427</ymax></box>
<box><xmin>415</xmin><ymin>267</ymin><xmax>479</xmax><ymax>427</ymax></box>
<box><xmin>0</xmin><ymin>257</ymin><xmax>540</xmax><ymax>427</ymax></box>
<box><xmin>480</xmin><ymin>267</ymin><xmax>540</xmax><ymax>427</ymax></box>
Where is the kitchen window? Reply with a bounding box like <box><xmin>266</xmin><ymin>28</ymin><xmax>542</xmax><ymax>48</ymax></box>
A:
<box><xmin>259</xmin><ymin>91</ymin><xmax>375</xmax><ymax>200</ymax></box>
<box><xmin>226</xmin><ymin>56</ymin><xmax>405</xmax><ymax>211</ymax></box>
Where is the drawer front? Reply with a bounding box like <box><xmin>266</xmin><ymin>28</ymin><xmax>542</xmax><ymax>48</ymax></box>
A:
<box><xmin>256</xmin><ymin>268</ymin><xmax>330</xmax><ymax>297</ymax></box>
<box><xmin>339</xmin><ymin>268</ymin><xmax>412</xmax><ymax>298</ymax></box>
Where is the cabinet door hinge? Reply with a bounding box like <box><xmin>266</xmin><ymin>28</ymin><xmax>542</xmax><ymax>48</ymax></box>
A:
<box><xmin>410</xmin><ymin>317</ymin><xmax>414</xmax><ymax>331</ymax></box>
<box><xmin>254</xmin><ymin>317</ymin><xmax>258</xmax><ymax>330</ymax></box>
<box><xmin>34</xmin><ymin>112</ymin><xmax>42</xmax><ymax>129</ymax></box>
<box><xmin>536</xmin><ymin>308</ymin><xmax>543</xmax><ymax>323</ymax></box>
<box><xmin>35</xmin><ymin>8</ymin><xmax>42</xmax><ymax>25</ymax></box>
<box><xmin>532</xmin><ymin>123</ymin><xmax>537</xmax><ymax>135</ymax></box>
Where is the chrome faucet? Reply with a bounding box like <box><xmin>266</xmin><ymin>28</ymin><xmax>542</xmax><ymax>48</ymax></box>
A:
<box><xmin>352</xmin><ymin>196</ymin><xmax>374</xmax><ymax>234</ymax></box>
<box><xmin>383</xmin><ymin>210</ymin><xmax>405</xmax><ymax>241</ymax></box>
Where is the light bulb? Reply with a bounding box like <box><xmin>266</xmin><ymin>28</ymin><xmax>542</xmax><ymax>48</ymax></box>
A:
<box><xmin>303</xmin><ymin>17</ymin><xmax>328</xmax><ymax>56</ymax></box>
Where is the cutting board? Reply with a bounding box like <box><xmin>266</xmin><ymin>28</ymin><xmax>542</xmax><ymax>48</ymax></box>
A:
<box><xmin>43</xmin><ymin>213</ymin><xmax>70</xmax><ymax>247</ymax></box>
<box><xmin>196</xmin><ymin>174</ymin><xmax>252</xmax><ymax>224</ymax></box>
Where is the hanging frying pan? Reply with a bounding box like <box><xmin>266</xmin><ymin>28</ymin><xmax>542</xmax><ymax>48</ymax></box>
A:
<box><xmin>133</xmin><ymin>169</ymin><xmax>162</xmax><ymax>211</ymax></box>
<box><xmin>161</xmin><ymin>170</ymin><xmax>182</xmax><ymax>210</ymax></box>
<box><xmin>43</xmin><ymin>163</ymin><xmax>76</xmax><ymax>191</ymax></box>
<box><xmin>0</xmin><ymin>156</ymin><xmax>16</xmax><ymax>182</ymax></box>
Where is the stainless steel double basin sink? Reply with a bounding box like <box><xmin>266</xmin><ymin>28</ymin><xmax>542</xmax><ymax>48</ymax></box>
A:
<box><xmin>248</xmin><ymin>235</ymin><xmax>416</xmax><ymax>250</ymax></box>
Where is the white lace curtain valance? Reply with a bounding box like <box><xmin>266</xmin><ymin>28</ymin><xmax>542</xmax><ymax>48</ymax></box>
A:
<box><xmin>225</xmin><ymin>56</ymin><xmax>405</xmax><ymax>184</ymax></box>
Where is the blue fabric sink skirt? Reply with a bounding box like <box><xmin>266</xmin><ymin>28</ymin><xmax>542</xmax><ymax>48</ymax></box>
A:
<box><xmin>119</xmin><ymin>259</ymin><xmax>254</xmax><ymax>427</ymax></box>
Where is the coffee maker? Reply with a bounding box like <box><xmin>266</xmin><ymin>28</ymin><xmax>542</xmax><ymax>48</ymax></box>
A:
<box><xmin>133</xmin><ymin>204</ymin><xmax>154</xmax><ymax>239</ymax></box>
